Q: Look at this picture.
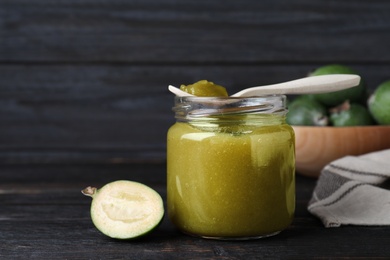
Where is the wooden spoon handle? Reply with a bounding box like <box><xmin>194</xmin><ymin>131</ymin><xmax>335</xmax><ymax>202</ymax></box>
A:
<box><xmin>231</xmin><ymin>74</ymin><xmax>361</xmax><ymax>97</ymax></box>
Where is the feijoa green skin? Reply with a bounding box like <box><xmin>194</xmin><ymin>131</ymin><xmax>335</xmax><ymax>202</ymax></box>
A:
<box><xmin>368</xmin><ymin>80</ymin><xmax>390</xmax><ymax>125</ymax></box>
<box><xmin>287</xmin><ymin>97</ymin><xmax>328</xmax><ymax>126</ymax></box>
<box><xmin>310</xmin><ymin>64</ymin><xmax>366</xmax><ymax>107</ymax></box>
<box><xmin>330</xmin><ymin>101</ymin><xmax>374</xmax><ymax>126</ymax></box>
<box><xmin>82</xmin><ymin>180</ymin><xmax>164</xmax><ymax>240</ymax></box>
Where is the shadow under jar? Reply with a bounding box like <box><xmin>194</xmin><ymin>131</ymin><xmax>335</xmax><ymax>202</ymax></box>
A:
<box><xmin>167</xmin><ymin>95</ymin><xmax>295</xmax><ymax>240</ymax></box>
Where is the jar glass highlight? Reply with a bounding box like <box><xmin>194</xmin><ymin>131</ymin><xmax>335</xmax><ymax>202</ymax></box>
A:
<box><xmin>167</xmin><ymin>95</ymin><xmax>295</xmax><ymax>240</ymax></box>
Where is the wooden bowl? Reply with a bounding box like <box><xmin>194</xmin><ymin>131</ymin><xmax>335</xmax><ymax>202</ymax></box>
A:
<box><xmin>293</xmin><ymin>125</ymin><xmax>390</xmax><ymax>178</ymax></box>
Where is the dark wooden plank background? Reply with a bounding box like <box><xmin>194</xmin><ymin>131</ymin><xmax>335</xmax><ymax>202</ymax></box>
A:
<box><xmin>1</xmin><ymin>0</ymin><xmax>390</xmax><ymax>164</ymax></box>
<box><xmin>2</xmin><ymin>2</ymin><xmax>390</xmax><ymax>258</ymax></box>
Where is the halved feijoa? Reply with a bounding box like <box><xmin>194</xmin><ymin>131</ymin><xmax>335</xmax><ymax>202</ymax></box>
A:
<box><xmin>82</xmin><ymin>180</ymin><xmax>164</xmax><ymax>239</ymax></box>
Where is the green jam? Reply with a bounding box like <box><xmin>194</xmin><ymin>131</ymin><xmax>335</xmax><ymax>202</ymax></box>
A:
<box><xmin>180</xmin><ymin>80</ymin><xmax>229</xmax><ymax>97</ymax></box>
<box><xmin>167</xmin><ymin>119</ymin><xmax>295</xmax><ymax>239</ymax></box>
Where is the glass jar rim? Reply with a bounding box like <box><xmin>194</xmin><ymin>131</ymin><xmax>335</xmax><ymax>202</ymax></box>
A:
<box><xmin>173</xmin><ymin>95</ymin><xmax>287</xmax><ymax>119</ymax></box>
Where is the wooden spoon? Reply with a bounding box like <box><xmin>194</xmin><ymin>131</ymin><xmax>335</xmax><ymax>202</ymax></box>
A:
<box><xmin>168</xmin><ymin>74</ymin><xmax>361</xmax><ymax>97</ymax></box>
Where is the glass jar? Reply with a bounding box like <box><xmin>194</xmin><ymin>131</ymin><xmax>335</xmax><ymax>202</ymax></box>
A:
<box><xmin>167</xmin><ymin>95</ymin><xmax>295</xmax><ymax>240</ymax></box>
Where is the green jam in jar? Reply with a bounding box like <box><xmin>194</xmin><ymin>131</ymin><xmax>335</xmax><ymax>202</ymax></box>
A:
<box><xmin>167</xmin><ymin>96</ymin><xmax>295</xmax><ymax>240</ymax></box>
<box><xmin>180</xmin><ymin>80</ymin><xmax>229</xmax><ymax>97</ymax></box>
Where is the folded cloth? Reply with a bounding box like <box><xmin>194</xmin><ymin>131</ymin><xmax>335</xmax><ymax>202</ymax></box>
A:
<box><xmin>307</xmin><ymin>149</ymin><xmax>390</xmax><ymax>227</ymax></box>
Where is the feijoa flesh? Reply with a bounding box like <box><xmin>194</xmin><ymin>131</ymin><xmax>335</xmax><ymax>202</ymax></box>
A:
<box><xmin>82</xmin><ymin>180</ymin><xmax>164</xmax><ymax>239</ymax></box>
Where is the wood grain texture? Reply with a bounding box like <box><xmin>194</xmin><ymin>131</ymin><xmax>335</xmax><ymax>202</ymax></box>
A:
<box><xmin>1</xmin><ymin>166</ymin><xmax>389</xmax><ymax>259</ymax></box>
<box><xmin>2</xmin><ymin>0</ymin><xmax>390</xmax><ymax>63</ymax></box>
<box><xmin>1</xmin><ymin>0</ymin><xmax>390</xmax><ymax>163</ymax></box>
<box><xmin>1</xmin><ymin>2</ymin><xmax>390</xmax><ymax>257</ymax></box>
<box><xmin>1</xmin><ymin>65</ymin><xmax>390</xmax><ymax>164</ymax></box>
<box><xmin>293</xmin><ymin>126</ymin><xmax>390</xmax><ymax>178</ymax></box>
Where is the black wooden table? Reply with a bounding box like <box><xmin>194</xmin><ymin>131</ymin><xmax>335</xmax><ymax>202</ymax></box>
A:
<box><xmin>1</xmin><ymin>163</ymin><xmax>389</xmax><ymax>259</ymax></box>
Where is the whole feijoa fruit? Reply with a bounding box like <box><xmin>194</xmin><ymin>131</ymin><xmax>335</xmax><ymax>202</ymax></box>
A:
<box><xmin>287</xmin><ymin>97</ymin><xmax>328</xmax><ymax>126</ymax></box>
<box><xmin>330</xmin><ymin>101</ymin><xmax>374</xmax><ymax>126</ymax></box>
<box><xmin>82</xmin><ymin>180</ymin><xmax>164</xmax><ymax>239</ymax></box>
<box><xmin>368</xmin><ymin>80</ymin><xmax>390</xmax><ymax>125</ymax></box>
<box><xmin>310</xmin><ymin>64</ymin><xmax>366</xmax><ymax>107</ymax></box>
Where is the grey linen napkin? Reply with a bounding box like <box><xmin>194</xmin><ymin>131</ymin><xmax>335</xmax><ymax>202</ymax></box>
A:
<box><xmin>307</xmin><ymin>149</ymin><xmax>390</xmax><ymax>227</ymax></box>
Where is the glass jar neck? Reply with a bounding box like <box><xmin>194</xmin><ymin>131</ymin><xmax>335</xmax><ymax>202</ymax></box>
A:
<box><xmin>172</xmin><ymin>95</ymin><xmax>288</xmax><ymax>125</ymax></box>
